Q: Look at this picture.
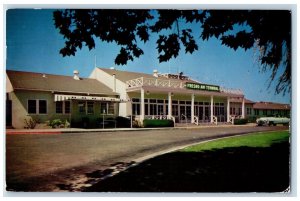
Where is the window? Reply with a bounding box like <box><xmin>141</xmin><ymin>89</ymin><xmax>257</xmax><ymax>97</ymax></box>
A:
<box><xmin>263</xmin><ymin>109</ymin><xmax>267</xmax><ymax>115</ymax></box>
<box><xmin>56</xmin><ymin>101</ymin><xmax>71</xmax><ymax>114</ymax></box>
<box><xmin>100</xmin><ymin>102</ymin><xmax>115</xmax><ymax>114</ymax></box>
<box><xmin>56</xmin><ymin>102</ymin><xmax>63</xmax><ymax>114</ymax></box>
<box><xmin>78</xmin><ymin>102</ymin><xmax>86</xmax><ymax>113</ymax></box>
<box><xmin>238</xmin><ymin>107</ymin><xmax>242</xmax><ymax>115</ymax></box>
<box><xmin>150</xmin><ymin>104</ymin><xmax>157</xmax><ymax>115</ymax></box>
<box><xmin>100</xmin><ymin>102</ymin><xmax>107</xmax><ymax>114</ymax></box>
<box><xmin>132</xmin><ymin>98</ymin><xmax>140</xmax><ymax>102</ymax></box>
<box><xmin>145</xmin><ymin>103</ymin><xmax>149</xmax><ymax>115</ymax></box>
<box><xmin>247</xmin><ymin>107</ymin><xmax>252</xmax><ymax>115</ymax></box>
<box><xmin>87</xmin><ymin>102</ymin><xmax>94</xmax><ymax>114</ymax></box>
<box><xmin>158</xmin><ymin>105</ymin><xmax>164</xmax><ymax>115</ymax></box>
<box><xmin>39</xmin><ymin>100</ymin><xmax>47</xmax><ymax>114</ymax></box>
<box><xmin>254</xmin><ymin>109</ymin><xmax>259</xmax><ymax>115</ymax></box>
<box><xmin>108</xmin><ymin>103</ymin><xmax>114</xmax><ymax>114</ymax></box>
<box><xmin>65</xmin><ymin>101</ymin><xmax>70</xmax><ymax>114</ymax></box>
<box><xmin>132</xmin><ymin>103</ymin><xmax>140</xmax><ymax>115</ymax></box>
<box><xmin>28</xmin><ymin>99</ymin><xmax>47</xmax><ymax>114</ymax></box>
<box><xmin>186</xmin><ymin>106</ymin><xmax>191</xmax><ymax>118</ymax></box>
<box><xmin>165</xmin><ymin>105</ymin><xmax>168</xmax><ymax>115</ymax></box>
<box><xmin>28</xmin><ymin>100</ymin><xmax>37</xmax><ymax>114</ymax></box>
<box><xmin>172</xmin><ymin>105</ymin><xmax>178</xmax><ymax>116</ymax></box>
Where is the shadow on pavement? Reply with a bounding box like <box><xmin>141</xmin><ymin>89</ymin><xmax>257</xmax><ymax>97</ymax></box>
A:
<box><xmin>83</xmin><ymin>141</ymin><xmax>290</xmax><ymax>193</ymax></box>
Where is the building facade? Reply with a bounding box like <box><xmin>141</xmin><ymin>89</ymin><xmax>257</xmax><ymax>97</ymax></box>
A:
<box><xmin>6</xmin><ymin>67</ymin><xmax>291</xmax><ymax>129</ymax></box>
<box><xmin>6</xmin><ymin>70</ymin><xmax>120</xmax><ymax>129</ymax></box>
<box><xmin>90</xmin><ymin>67</ymin><xmax>248</xmax><ymax>124</ymax></box>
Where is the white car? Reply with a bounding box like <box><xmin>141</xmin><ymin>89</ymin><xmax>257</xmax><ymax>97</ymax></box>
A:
<box><xmin>256</xmin><ymin>117</ymin><xmax>290</xmax><ymax>126</ymax></box>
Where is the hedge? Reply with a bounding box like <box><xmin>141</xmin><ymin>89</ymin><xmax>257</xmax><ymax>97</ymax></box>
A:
<box><xmin>143</xmin><ymin>119</ymin><xmax>174</xmax><ymax>128</ymax></box>
<box><xmin>233</xmin><ymin>118</ymin><xmax>248</xmax><ymax>125</ymax></box>
<box><xmin>115</xmin><ymin>116</ymin><xmax>131</xmax><ymax>128</ymax></box>
<box><xmin>247</xmin><ymin>116</ymin><xmax>257</xmax><ymax>123</ymax></box>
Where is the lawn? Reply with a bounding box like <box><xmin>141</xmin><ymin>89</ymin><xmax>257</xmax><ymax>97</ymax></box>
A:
<box><xmin>182</xmin><ymin>131</ymin><xmax>290</xmax><ymax>152</ymax></box>
<box><xmin>82</xmin><ymin>131</ymin><xmax>290</xmax><ymax>193</ymax></box>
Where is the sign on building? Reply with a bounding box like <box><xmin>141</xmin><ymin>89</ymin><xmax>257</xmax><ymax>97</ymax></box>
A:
<box><xmin>185</xmin><ymin>82</ymin><xmax>220</xmax><ymax>92</ymax></box>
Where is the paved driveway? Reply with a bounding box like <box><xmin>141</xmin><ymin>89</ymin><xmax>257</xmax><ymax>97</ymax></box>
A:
<box><xmin>6</xmin><ymin>125</ymin><xmax>288</xmax><ymax>191</ymax></box>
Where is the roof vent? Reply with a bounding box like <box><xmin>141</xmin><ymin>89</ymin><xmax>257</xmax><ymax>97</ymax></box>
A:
<box><xmin>73</xmin><ymin>70</ymin><xmax>80</xmax><ymax>80</ymax></box>
<box><xmin>153</xmin><ymin>69</ymin><xmax>158</xmax><ymax>77</ymax></box>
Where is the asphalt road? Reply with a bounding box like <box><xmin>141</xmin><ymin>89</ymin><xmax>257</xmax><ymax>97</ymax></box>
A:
<box><xmin>6</xmin><ymin>125</ymin><xmax>288</xmax><ymax>191</ymax></box>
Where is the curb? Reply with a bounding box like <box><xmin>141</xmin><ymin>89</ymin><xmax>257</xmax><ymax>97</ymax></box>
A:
<box><xmin>6</xmin><ymin>131</ymin><xmax>62</xmax><ymax>135</ymax></box>
<box><xmin>6</xmin><ymin>124</ymin><xmax>258</xmax><ymax>135</ymax></box>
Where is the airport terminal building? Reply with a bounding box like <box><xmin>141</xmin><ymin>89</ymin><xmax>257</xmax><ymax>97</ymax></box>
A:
<box><xmin>90</xmin><ymin>67</ymin><xmax>250</xmax><ymax>124</ymax></box>
<box><xmin>6</xmin><ymin>67</ymin><xmax>290</xmax><ymax>129</ymax></box>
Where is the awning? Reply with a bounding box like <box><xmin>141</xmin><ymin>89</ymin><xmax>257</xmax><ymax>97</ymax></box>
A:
<box><xmin>54</xmin><ymin>94</ymin><xmax>127</xmax><ymax>102</ymax></box>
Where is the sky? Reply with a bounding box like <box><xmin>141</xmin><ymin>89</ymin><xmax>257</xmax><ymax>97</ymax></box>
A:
<box><xmin>5</xmin><ymin>9</ymin><xmax>291</xmax><ymax>104</ymax></box>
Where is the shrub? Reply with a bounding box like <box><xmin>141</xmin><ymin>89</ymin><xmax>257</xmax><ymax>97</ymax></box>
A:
<box><xmin>49</xmin><ymin>119</ymin><xmax>70</xmax><ymax>128</ymax></box>
<box><xmin>115</xmin><ymin>116</ymin><xmax>131</xmax><ymax>128</ymax></box>
<box><xmin>247</xmin><ymin>116</ymin><xmax>257</xmax><ymax>123</ymax></box>
<box><xmin>143</xmin><ymin>119</ymin><xmax>174</xmax><ymax>128</ymax></box>
<box><xmin>64</xmin><ymin>120</ymin><xmax>70</xmax><ymax>128</ymax></box>
<box><xmin>24</xmin><ymin>117</ymin><xmax>39</xmax><ymax>129</ymax></box>
<box><xmin>82</xmin><ymin>117</ymin><xmax>90</xmax><ymax>128</ymax></box>
<box><xmin>234</xmin><ymin>118</ymin><xmax>248</xmax><ymax>125</ymax></box>
<box><xmin>49</xmin><ymin>119</ymin><xmax>63</xmax><ymax>128</ymax></box>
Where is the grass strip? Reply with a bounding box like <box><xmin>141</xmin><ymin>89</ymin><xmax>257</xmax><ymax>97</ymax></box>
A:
<box><xmin>182</xmin><ymin>130</ymin><xmax>289</xmax><ymax>152</ymax></box>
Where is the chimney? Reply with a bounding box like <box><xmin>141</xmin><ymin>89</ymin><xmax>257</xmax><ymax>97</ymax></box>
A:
<box><xmin>153</xmin><ymin>69</ymin><xmax>158</xmax><ymax>77</ymax></box>
<box><xmin>73</xmin><ymin>70</ymin><xmax>80</xmax><ymax>80</ymax></box>
<box><xmin>112</xmin><ymin>73</ymin><xmax>116</xmax><ymax>92</ymax></box>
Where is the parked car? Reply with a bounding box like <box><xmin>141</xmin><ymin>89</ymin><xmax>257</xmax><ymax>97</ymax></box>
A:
<box><xmin>256</xmin><ymin>117</ymin><xmax>290</xmax><ymax>126</ymax></box>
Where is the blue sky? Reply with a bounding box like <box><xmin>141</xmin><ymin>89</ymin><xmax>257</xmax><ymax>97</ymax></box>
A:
<box><xmin>6</xmin><ymin>9</ymin><xmax>291</xmax><ymax>104</ymax></box>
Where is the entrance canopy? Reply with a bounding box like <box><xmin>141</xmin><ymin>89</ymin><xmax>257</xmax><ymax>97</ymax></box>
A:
<box><xmin>54</xmin><ymin>94</ymin><xmax>123</xmax><ymax>102</ymax></box>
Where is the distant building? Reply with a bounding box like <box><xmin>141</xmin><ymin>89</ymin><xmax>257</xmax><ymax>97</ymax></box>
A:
<box><xmin>253</xmin><ymin>102</ymin><xmax>291</xmax><ymax>118</ymax></box>
<box><xmin>6</xmin><ymin>67</ymin><xmax>291</xmax><ymax>129</ymax></box>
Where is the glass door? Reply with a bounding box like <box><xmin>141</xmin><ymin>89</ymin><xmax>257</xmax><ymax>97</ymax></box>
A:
<box><xmin>199</xmin><ymin>105</ymin><xmax>204</xmax><ymax>121</ymax></box>
<box><xmin>204</xmin><ymin>102</ymin><xmax>210</xmax><ymax>122</ymax></box>
<box><xmin>180</xmin><ymin>105</ymin><xmax>186</xmax><ymax>122</ymax></box>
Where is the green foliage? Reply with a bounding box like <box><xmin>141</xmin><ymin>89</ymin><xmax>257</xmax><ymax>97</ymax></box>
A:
<box><xmin>182</xmin><ymin>131</ymin><xmax>289</xmax><ymax>152</ymax></box>
<box><xmin>143</xmin><ymin>119</ymin><xmax>174</xmax><ymax>128</ymax></box>
<box><xmin>49</xmin><ymin>119</ymin><xmax>70</xmax><ymax>128</ymax></box>
<box><xmin>247</xmin><ymin>116</ymin><xmax>257</xmax><ymax>123</ymax></box>
<box><xmin>49</xmin><ymin>119</ymin><xmax>63</xmax><ymax>128</ymax></box>
<box><xmin>233</xmin><ymin>118</ymin><xmax>248</xmax><ymax>125</ymax></box>
<box><xmin>54</xmin><ymin>9</ymin><xmax>291</xmax><ymax>94</ymax></box>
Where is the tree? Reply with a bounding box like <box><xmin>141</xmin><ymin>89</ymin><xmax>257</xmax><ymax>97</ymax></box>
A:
<box><xmin>53</xmin><ymin>9</ymin><xmax>291</xmax><ymax>95</ymax></box>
